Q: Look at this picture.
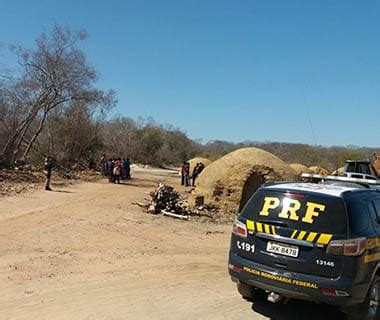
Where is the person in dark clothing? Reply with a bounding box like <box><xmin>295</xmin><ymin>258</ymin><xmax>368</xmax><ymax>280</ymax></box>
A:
<box><xmin>183</xmin><ymin>162</ymin><xmax>190</xmax><ymax>187</ymax></box>
<box><xmin>121</xmin><ymin>158</ymin><xmax>126</xmax><ymax>179</ymax></box>
<box><xmin>124</xmin><ymin>157</ymin><xmax>131</xmax><ymax>179</ymax></box>
<box><xmin>181</xmin><ymin>161</ymin><xmax>187</xmax><ymax>186</ymax></box>
<box><xmin>44</xmin><ymin>156</ymin><xmax>54</xmax><ymax>191</ymax></box>
<box><xmin>192</xmin><ymin>162</ymin><xmax>205</xmax><ymax>186</ymax></box>
<box><xmin>191</xmin><ymin>163</ymin><xmax>200</xmax><ymax>186</ymax></box>
<box><xmin>107</xmin><ymin>158</ymin><xmax>114</xmax><ymax>183</ymax></box>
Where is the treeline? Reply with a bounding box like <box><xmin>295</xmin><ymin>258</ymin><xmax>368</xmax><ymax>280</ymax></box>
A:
<box><xmin>202</xmin><ymin>141</ymin><xmax>378</xmax><ymax>170</ymax></box>
<box><xmin>100</xmin><ymin>117</ymin><xmax>201</xmax><ymax>166</ymax></box>
<box><xmin>0</xmin><ymin>26</ymin><xmax>378</xmax><ymax>170</ymax></box>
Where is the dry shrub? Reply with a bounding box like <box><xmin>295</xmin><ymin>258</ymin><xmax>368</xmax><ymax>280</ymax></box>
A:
<box><xmin>289</xmin><ymin>163</ymin><xmax>312</xmax><ymax>176</ymax></box>
<box><xmin>309</xmin><ymin>166</ymin><xmax>329</xmax><ymax>175</ymax></box>
<box><xmin>331</xmin><ymin>167</ymin><xmax>345</xmax><ymax>175</ymax></box>
<box><xmin>373</xmin><ymin>154</ymin><xmax>380</xmax><ymax>177</ymax></box>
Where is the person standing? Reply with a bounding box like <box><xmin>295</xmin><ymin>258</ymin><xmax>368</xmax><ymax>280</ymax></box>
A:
<box><xmin>192</xmin><ymin>162</ymin><xmax>205</xmax><ymax>186</ymax></box>
<box><xmin>181</xmin><ymin>161</ymin><xmax>187</xmax><ymax>185</ymax></box>
<box><xmin>113</xmin><ymin>157</ymin><xmax>122</xmax><ymax>184</ymax></box>
<box><xmin>44</xmin><ymin>156</ymin><xmax>54</xmax><ymax>191</ymax></box>
<box><xmin>198</xmin><ymin>162</ymin><xmax>205</xmax><ymax>173</ymax></box>
<box><xmin>107</xmin><ymin>158</ymin><xmax>114</xmax><ymax>183</ymax></box>
<box><xmin>124</xmin><ymin>157</ymin><xmax>131</xmax><ymax>179</ymax></box>
<box><xmin>121</xmin><ymin>158</ymin><xmax>127</xmax><ymax>179</ymax></box>
<box><xmin>191</xmin><ymin>163</ymin><xmax>200</xmax><ymax>187</ymax></box>
<box><xmin>184</xmin><ymin>162</ymin><xmax>190</xmax><ymax>187</ymax></box>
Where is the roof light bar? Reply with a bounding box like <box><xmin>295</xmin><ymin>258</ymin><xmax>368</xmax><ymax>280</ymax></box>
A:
<box><xmin>301</xmin><ymin>173</ymin><xmax>380</xmax><ymax>186</ymax></box>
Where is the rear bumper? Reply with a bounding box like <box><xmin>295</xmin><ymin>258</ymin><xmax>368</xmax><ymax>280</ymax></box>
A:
<box><xmin>229</xmin><ymin>251</ymin><xmax>369</xmax><ymax>306</ymax></box>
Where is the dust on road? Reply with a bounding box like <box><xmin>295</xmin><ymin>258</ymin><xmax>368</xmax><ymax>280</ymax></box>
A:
<box><xmin>0</xmin><ymin>168</ymin><xmax>345</xmax><ymax>319</ymax></box>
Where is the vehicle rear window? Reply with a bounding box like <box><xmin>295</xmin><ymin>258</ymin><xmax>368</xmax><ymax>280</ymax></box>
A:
<box><xmin>240</xmin><ymin>189</ymin><xmax>348</xmax><ymax>234</ymax></box>
<box><xmin>346</xmin><ymin>200</ymin><xmax>369</xmax><ymax>233</ymax></box>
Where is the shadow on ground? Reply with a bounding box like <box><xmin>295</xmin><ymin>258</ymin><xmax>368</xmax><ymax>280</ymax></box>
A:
<box><xmin>112</xmin><ymin>179</ymin><xmax>157</xmax><ymax>188</ymax></box>
<box><xmin>50</xmin><ymin>190</ymin><xmax>75</xmax><ymax>194</ymax></box>
<box><xmin>251</xmin><ymin>297</ymin><xmax>347</xmax><ymax>320</ymax></box>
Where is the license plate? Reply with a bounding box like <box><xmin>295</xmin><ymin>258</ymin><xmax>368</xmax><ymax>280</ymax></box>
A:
<box><xmin>266</xmin><ymin>241</ymin><xmax>299</xmax><ymax>258</ymax></box>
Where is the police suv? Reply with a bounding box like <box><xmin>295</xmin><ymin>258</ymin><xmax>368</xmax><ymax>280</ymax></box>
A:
<box><xmin>228</xmin><ymin>181</ymin><xmax>380</xmax><ymax>319</ymax></box>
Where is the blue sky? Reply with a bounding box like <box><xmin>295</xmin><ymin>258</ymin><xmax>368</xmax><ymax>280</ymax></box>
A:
<box><xmin>1</xmin><ymin>0</ymin><xmax>380</xmax><ymax>147</ymax></box>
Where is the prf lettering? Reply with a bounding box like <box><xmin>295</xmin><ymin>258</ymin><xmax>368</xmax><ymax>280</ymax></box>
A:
<box><xmin>259</xmin><ymin>196</ymin><xmax>325</xmax><ymax>224</ymax></box>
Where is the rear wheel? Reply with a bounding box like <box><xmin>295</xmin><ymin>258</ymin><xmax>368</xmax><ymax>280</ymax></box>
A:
<box><xmin>237</xmin><ymin>282</ymin><xmax>265</xmax><ymax>302</ymax></box>
<box><xmin>347</xmin><ymin>276</ymin><xmax>380</xmax><ymax>320</ymax></box>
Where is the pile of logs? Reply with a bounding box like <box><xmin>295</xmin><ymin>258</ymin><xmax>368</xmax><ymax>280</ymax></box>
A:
<box><xmin>147</xmin><ymin>183</ymin><xmax>190</xmax><ymax>216</ymax></box>
<box><xmin>133</xmin><ymin>183</ymin><xmax>218</xmax><ymax>221</ymax></box>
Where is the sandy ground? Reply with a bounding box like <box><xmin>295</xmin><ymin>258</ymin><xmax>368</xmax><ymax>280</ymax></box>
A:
<box><xmin>0</xmin><ymin>168</ymin><xmax>346</xmax><ymax>320</ymax></box>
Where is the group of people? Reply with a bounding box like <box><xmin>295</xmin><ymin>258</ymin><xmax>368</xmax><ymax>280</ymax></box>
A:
<box><xmin>181</xmin><ymin>161</ymin><xmax>205</xmax><ymax>187</ymax></box>
<box><xmin>101</xmin><ymin>155</ymin><xmax>131</xmax><ymax>184</ymax></box>
<box><xmin>42</xmin><ymin>154</ymin><xmax>132</xmax><ymax>191</ymax></box>
<box><xmin>43</xmin><ymin>153</ymin><xmax>207</xmax><ymax>191</ymax></box>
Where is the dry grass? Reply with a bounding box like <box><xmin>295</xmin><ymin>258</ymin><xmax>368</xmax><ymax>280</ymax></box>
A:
<box><xmin>290</xmin><ymin>163</ymin><xmax>312</xmax><ymax>175</ymax></box>
<box><xmin>309</xmin><ymin>166</ymin><xmax>329</xmax><ymax>175</ymax></box>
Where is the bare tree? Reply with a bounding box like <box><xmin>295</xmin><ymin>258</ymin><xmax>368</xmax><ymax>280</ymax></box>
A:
<box><xmin>1</xmin><ymin>25</ymin><xmax>113</xmax><ymax>166</ymax></box>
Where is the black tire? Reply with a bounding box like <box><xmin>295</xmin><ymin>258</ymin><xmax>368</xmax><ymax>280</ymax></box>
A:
<box><xmin>346</xmin><ymin>276</ymin><xmax>380</xmax><ymax>320</ymax></box>
<box><xmin>237</xmin><ymin>282</ymin><xmax>265</xmax><ymax>302</ymax></box>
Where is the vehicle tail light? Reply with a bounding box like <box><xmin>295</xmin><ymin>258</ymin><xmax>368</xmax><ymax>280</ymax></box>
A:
<box><xmin>232</xmin><ymin>219</ymin><xmax>247</xmax><ymax>238</ymax></box>
<box><xmin>326</xmin><ymin>238</ymin><xmax>366</xmax><ymax>256</ymax></box>
<box><xmin>321</xmin><ymin>287</ymin><xmax>350</xmax><ymax>297</ymax></box>
<box><xmin>228</xmin><ymin>263</ymin><xmax>242</xmax><ymax>273</ymax></box>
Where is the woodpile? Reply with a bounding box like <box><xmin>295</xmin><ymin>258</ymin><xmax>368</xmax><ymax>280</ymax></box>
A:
<box><xmin>134</xmin><ymin>183</ymin><xmax>218</xmax><ymax>220</ymax></box>
<box><xmin>147</xmin><ymin>183</ymin><xmax>190</xmax><ymax>215</ymax></box>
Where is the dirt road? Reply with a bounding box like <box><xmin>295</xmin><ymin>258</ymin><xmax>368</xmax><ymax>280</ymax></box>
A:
<box><xmin>0</xmin><ymin>169</ymin><xmax>345</xmax><ymax>319</ymax></box>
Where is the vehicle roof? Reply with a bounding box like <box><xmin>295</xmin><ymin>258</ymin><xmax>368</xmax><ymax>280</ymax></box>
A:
<box><xmin>265</xmin><ymin>182</ymin><xmax>359</xmax><ymax>198</ymax></box>
<box><xmin>345</xmin><ymin>160</ymin><xmax>371</xmax><ymax>164</ymax></box>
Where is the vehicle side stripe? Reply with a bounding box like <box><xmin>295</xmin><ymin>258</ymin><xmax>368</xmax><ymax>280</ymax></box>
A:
<box><xmin>317</xmin><ymin>233</ymin><xmax>333</xmax><ymax>245</ymax></box>
<box><xmin>256</xmin><ymin>222</ymin><xmax>263</xmax><ymax>233</ymax></box>
<box><xmin>246</xmin><ymin>220</ymin><xmax>255</xmax><ymax>231</ymax></box>
<box><xmin>291</xmin><ymin>230</ymin><xmax>298</xmax><ymax>239</ymax></box>
<box><xmin>365</xmin><ymin>252</ymin><xmax>380</xmax><ymax>263</ymax></box>
<box><xmin>297</xmin><ymin>231</ymin><xmax>307</xmax><ymax>240</ymax></box>
<box><xmin>366</xmin><ymin>238</ymin><xmax>379</xmax><ymax>250</ymax></box>
<box><xmin>264</xmin><ymin>224</ymin><xmax>271</xmax><ymax>234</ymax></box>
<box><xmin>271</xmin><ymin>226</ymin><xmax>276</xmax><ymax>235</ymax></box>
<box><xmin>306</xmin><ymin>232</ymin><xmax>318</xmax><ymax>242</ymax></box>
